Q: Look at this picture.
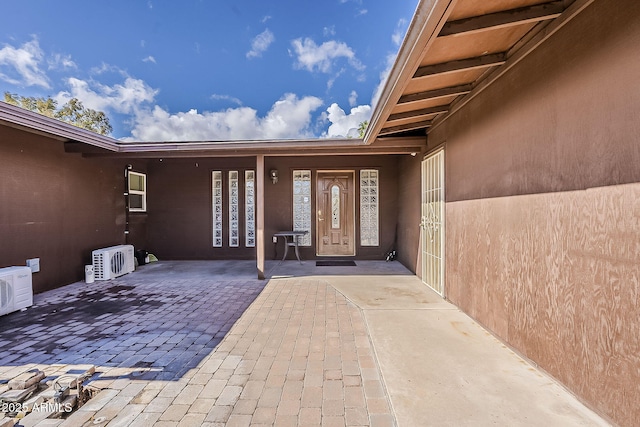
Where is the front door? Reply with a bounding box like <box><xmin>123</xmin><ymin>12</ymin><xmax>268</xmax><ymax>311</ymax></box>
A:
<box><xmin>316</xmin><ymin>171</ymin><xmax>355</xmax><ymax>256</ymax></box>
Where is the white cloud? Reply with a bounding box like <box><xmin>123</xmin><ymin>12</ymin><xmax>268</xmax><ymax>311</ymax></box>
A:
<box><xmin>324</xmin><ymin>103</ymin><xmax>371</xmax><ymax>138</ymax></box>
<box><xmin>357</xmin><ymin>9</ymin><xmax>368</xmax><ymax>16</ymax></box>
<box><xmin>261</xmin><ymin>15</ymin><xmax>272</xmax><ymax>23</ymax></box>
<box><xmin>90</xmin><ymin>62</ymin><xmax>127</xmax><ymax>76</ymax></box>
<box><xmin>326</xmin><ymin>68</ymin><xmax>345</xmax><ymax>90</ymax></box>
<box><xmin>0</xmin><ymin>38</ymin><xmax>50</xmax><ymax>88</ymax></box>
<box><xmin>142</xmin><ymin>56</ymin><xmax>156</xmax><ymax>64</ymax></box>
<box><xmin>56</xmin><ymin>76</ymin><xmax>158</xmax><ymax>115</ymax></box>
<box><xmin>323</xmin><ymin>26</ymin><xmax>336</xmax><ymax>37</ymax></box>
<box><xmin>368</xmin><ymin>19</ymin><xmax>409</xmax><ymax>108</ymax></box>
<box><xmin>124</xmin><ymin>93</ymin><xmax>323</xmax><ymax>141</ymax></box>
<box><xmin>348</xmin><ymin>90</ymin><xmax>358</xmax><ymax>107</ymax></box>
<box><xmin>48</xmin><ymin>53</ymin><xmax>76</xmax><ymax>70</ymax></box>
<box><xmin>371</xmin><ymin>53</ymin><xmax>396</xmax><ymax>108</ymax></box>
<box><xmin>247</xmin><ymin>29</ymin><xmax>275</xmax><ymax>59</ymax></box>
<box><xmin>291</xmin><ymin>38</ymin><xmax>364</xmax><ymax>74</ymax></box>
<box><xmin>392</xmin><ymin>18</ymin><xmax>408</xmax><ymax>46</ymax></box>
<box><xmin>211</xmin><ymin>94</ymin><xmax>242</xmax><ymax>106</ymax></box>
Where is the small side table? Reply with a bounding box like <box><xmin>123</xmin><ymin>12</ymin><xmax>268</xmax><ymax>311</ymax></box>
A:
<box><xmin>273</xmin><ymin>231</ymin><xmax>309</xmax><ymax>264</ymax></box>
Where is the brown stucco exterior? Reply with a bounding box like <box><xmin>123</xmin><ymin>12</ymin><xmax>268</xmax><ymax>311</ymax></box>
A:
<box><xmin>144</xmin><ymin>155</ymin><xmax>400</xmax><ymax>262</ymax></box>
<box><xmin>424</xmin><ymin>1</ymin><xmax>640</xmax><ymax>425</ymax></box>
<box><xmin>1</xmin><ymin>1</ymin><xmax>638</xmax><ymax>424</ymax></box>
<box><xmin>0</xmin><ymin>131</ymin><xmax>402</xmax><ymax>291</ymax></box>
<box><xmin>265</xmin><ymin>155</ymin><xmax>400</xmax><ymax>261</ymax></box>
<box><xmin>396</xmin><ymin>153</ymin><xmax>424</xmax><ymax>274</ymax></box>
<box><xmin>0</xmin><ymin>126</ymin><xmax>144</xmax><ymax>293</ymax></box>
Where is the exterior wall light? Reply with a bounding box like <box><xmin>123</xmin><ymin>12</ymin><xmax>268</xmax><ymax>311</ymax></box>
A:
<box><xmin>270</xmin><ymin>169</ymin><xmax>279</xmax><ymax>184</ymax></box>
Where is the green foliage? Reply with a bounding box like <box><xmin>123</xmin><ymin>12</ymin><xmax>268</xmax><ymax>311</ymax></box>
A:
<box><xmin>4</xmin><ymin>92</ymin><xmax>113</xmax><ymax>136</ymax></box>
<box><xmin>358</xmin><ymin>120</ymin><xmax>369</xmax><ymax>139</ymax></box>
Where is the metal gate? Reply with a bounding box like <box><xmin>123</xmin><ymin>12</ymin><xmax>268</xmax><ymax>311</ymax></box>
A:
<box><xmin>421</xmin><ymin>149</ymin><xmax>445</xmax><ymax>296</ymax></box>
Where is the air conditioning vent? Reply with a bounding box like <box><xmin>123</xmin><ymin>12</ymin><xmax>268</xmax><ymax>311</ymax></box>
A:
<box><xmin>92</xmin><ymin>245</ymin><xmax>135</xmax><ymax>280</ymax></box>
<box><xmin>0</xmin><ymin>266</ymin><xmax>33</xmax><ymax>316</ymax></box>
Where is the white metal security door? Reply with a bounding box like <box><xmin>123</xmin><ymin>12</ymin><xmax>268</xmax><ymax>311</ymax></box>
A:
<box><xmin>421</xmin><ymin>149</ymin><xmax>444</xmax><ymax>296</ymax></box>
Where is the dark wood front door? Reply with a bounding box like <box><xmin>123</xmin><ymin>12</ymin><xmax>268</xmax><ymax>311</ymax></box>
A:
<box><xmin>316</xmin><ymin>171</ymin><xmax>355</xmax><ymax>256</ymax></box>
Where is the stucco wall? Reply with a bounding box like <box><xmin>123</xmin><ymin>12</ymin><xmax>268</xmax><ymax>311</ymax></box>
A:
<box><xmin>265</xmin><ymin>156</ymin><xmax>400</xmax><ymax>261</ymax></box>
<box><xmin>428</xmin><ymin>1</ymin><xmax>640</xmax><ymax>425</ymax></box>
<box><xmin>396</xmin><ymin>153</ymin><xmax>423</xmax><ymax>274</ymax></box>
<box><xmin>145</xmin><ymin>155</ymin><xmax>399</xmax><ymax>261</ymax></box>
<box><xmin>0</xmin><ymin>126</ymin><xmax>133</xmax><ymax>293</ymax></box>
<box><xmin>146</xmin><ymin>157</ymin><xmax>256</xmax><ymax>260</ymax></box>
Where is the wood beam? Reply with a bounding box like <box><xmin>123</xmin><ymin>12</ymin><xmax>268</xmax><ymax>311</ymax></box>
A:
<box><xmin>363</xmin><ymin>0</ymin><xmax>458</xmax><ymax>144</ymax></box>
<box><xmin>398</xmin><ymin>84</ymin><xmax>473</xmax><ymax>105</ymax></box>
<box><xmin>256</xmin><ymin>154</ymin><xmax>265</xmax><ymax>280</ymax></box>
<box><xmin>439</xmin><ymin>1</ymin><xmax>565</xmax><ymax>37</ymax></box>
<box><xmin>379</xmin><ymin>120</ymin><xmax>432</xmax><ymax>136</ymax></box>
<box><xmin>388</xmin><ymin>105</ymin><xmax>449</xmax><ymax>122</ymax></box>
<box><xmin>430</xmin><ymin>0</ymin><xmax>595</xmax><ymax>132</ymax></box>
<box><xmin>414</xmin><ymin>53</ymin><xmax>506</xmax><ymax>78</ymax></box>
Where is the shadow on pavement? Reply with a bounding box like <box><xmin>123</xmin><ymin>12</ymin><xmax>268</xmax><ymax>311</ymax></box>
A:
<box><xmin>0</xmin><ymin>262</ymin><xmax>266</xmax><ymax>381</ymax></box>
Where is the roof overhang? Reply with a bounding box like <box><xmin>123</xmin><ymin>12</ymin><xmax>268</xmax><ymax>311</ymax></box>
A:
<box><xmin>364</xmin><ymin>0</ymin><xmax>596</xmax><ymax>143</ymax></box>
<box><xmin>0</xmin><ymin>100</ymin><xmax>119</xmax><ymax>150</ymax></box>
<box><xmin>1</xmin><ymin>101</ymin><xmax>424</xmax><ymax>157</ymax></box>
<box><xmin>64</xmin><ymin>136</ymin><xmax>426</xmax><ymax>158</ymax></box>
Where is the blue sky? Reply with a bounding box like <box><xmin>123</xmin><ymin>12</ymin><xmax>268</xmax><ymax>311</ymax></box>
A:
<box><xmin>1</xmin><ymin>1</ymin><xmax>416</xmax><ymax>141</ymax></box>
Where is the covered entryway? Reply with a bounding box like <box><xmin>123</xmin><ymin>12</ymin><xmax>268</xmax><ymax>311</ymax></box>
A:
<box><xmin>421</xmin><ymin>149</ymin><xmax>444</xmax><ymax>296</ymax></box>
<box><xmin>316</xmin><ymin>171</ymin><xmax>355</xmax><ymax>256</ymax></box>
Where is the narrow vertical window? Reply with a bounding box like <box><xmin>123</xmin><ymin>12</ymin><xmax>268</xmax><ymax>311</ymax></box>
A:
<box><xmin>128</xmin><ymin>171</ymin><xmax>147</xmax><ymax>212</ymax></box>
<box><xmin>331</xmin><ymin>185</ymin><xmax>340</xmax><ymax>229</ymax></box>
<box><xmin>212</xmin><ymin>171</ymin><xmax>223</xmax><ymax>247</ymax></box>
<box><xmin>245</xmin><ymin>170</ymin><xmax>255</xmax><ymax>247</ymax></box>
<box><xmin>229</xmin><ymin>171</ymin><xmax>239</xmax><ymax>247</ymax></box>
<box><xmin>293</xmin><ymin>170</ymin><xmax>312</xmax><ymax>246</ymax></box>
<box><xmin>360</xmin><ymin>169</ymin><xmax>379</xmax><ymax>246</ymax></box>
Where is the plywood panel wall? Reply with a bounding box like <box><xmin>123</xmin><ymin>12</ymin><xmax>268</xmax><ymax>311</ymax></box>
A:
<box><xmin>446</xmin><ymin>183</ymin><xmax>640</xmax><ymax>426</ymax></box>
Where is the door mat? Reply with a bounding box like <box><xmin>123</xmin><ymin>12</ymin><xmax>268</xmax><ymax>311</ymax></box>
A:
<box><xmin>316</xmin><ymin>260</ymin><xmax>357</xmax><ymax>267</ymax></box>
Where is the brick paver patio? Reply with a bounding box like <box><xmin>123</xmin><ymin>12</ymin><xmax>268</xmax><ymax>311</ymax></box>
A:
<box><xmin>0</xmin><ymin>265</ymin><xmax>395</xmax><ymax>426</ymax></box>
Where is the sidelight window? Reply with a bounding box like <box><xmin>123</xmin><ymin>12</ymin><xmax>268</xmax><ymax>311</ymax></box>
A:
<box><xmin>360</xmin><ymin>169</ymin><xmax>379</xmax><ymax>246</ymax></box>
<box><xmin>292</xmin><ymin>170</ymin><xmax>312</xmax><ymax>246</ymax></box>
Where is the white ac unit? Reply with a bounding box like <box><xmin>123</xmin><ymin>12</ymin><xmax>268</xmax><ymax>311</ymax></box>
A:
<box><xmin>92</xmin><ymin>245</ymin><xmax>135</xmax><ymax>280</ymax></box>
<box><xmin>0</xmin><ymin>266</ymin><xmax>33</xmax><ymax>316</ymax></box>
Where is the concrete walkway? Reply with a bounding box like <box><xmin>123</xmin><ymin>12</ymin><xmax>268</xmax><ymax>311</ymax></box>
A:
<box><xmin>0</xmin><ymin>261</ymin><xmax>609</xmax><ymax>426</ymax></box>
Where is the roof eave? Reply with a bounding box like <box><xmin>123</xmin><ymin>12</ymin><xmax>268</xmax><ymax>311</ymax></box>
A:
<box><xmin>0</xmin><ymin>101</ymin><xmax>120</xmax><ymax>151</ymax></box>
<box><xmin>363</xmin><ymin>0</ymin><xmax>456</xmax><ymax>145</ymax></box>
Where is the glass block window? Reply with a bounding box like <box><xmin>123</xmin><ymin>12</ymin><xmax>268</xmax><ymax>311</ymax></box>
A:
<box><xmin>212</xmin><ymin>171</ymin><xmax>223</xmax><ymax>247</ymax></box>
<box><xmin>229</xmin><ymin>171</ymin><xmax>240</xmax><ymax>247</ymax></box>
<box><xmin>293</xmin><ymin>170</ymin><xmax>312</xmax><ymax>246</ymax></box>
<box><xmin>245</xmin><ymin>170</ymin><xmax>256</xmax><ymax>247</ymax></box>
<box><xmin>360</xmin><ymin>169</ymin><xmax>379</xmax><ymax>246</ymax></box>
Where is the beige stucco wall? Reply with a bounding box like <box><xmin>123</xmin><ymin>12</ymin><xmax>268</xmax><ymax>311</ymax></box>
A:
<box><xmin>427</xmin><ymin>0</ymin><xmax>640</xmax><ymax>425</ymax></box>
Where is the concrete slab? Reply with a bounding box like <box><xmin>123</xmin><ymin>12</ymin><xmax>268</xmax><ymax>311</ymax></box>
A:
<box><xmin>310</xmin><ymin>275</ymin><xmax>610</xmax><ymax>427</ymax></box>
<box><xmin>366</xmin><ymin>308</ymin><xmax>609</xmax><ymax>427</ymax></box>
<box><xmin>266</xmin><ymin>262</ymin><xmax>610</xmax><ymax>426</ymax></box>
<box><xmin>327</xmin><ymin>274</ymin><xmax>453</xmax><ymax>310</ymax></box>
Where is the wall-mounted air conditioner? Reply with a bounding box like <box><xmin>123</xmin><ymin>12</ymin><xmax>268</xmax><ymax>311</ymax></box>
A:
<box><xmin>0</xmin><ymin>266</ymin><xmax>33</xmax><ymax>316</ymax></box>
<box><xmin>92</xmin><ymin>245</ymin><xmax>135</xmax><ymax>280</ymax></box>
